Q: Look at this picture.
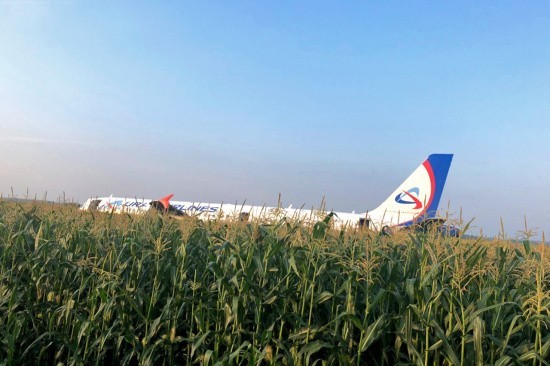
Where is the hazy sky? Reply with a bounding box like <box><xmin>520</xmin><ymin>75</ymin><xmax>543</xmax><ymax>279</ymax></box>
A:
<box><xmin>1</xmin><ymin>1</ymin><xmax>549</xmax><ymax>239</ymax></box>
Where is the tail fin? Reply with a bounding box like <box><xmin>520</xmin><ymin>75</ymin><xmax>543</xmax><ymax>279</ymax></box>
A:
<box><xmin>367</xmin><ymin>154</ymin><xmax>453</xmax><ymax>228</ymax></box>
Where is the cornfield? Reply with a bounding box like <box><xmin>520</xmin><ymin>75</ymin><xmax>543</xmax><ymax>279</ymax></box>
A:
<box><xmin>0</xmin><ymin>201</ymin><xmax>548</xmax><ymax>365</ymax></box>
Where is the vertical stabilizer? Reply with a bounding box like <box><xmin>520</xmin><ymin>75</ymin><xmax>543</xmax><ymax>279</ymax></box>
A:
<box><xmin>367</xmin><ymin>154</ymin><xmax>453</xmax><ymax>229</ymax></box>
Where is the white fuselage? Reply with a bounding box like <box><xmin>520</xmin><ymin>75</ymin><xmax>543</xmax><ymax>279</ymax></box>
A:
<box><xmin>79</xmin><ymin>196</ymin><xmax>369</xmax><ymax>229</ymax></box>
<box><xmin>79</xmin><ymin>154</ymin><xmax>454</xmax><ymax>231</ymax></box>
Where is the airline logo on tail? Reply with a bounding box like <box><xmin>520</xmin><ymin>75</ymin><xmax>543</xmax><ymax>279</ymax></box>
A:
<box><xmin>395</xmin><ymin>187</ymin><xmax>422</xmax><ymax>209</ymax></box>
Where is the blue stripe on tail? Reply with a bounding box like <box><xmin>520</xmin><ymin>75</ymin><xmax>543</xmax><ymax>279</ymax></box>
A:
<box><xmin>425</xmin><ymin>154</ymin><xmax>453</xmax><ymax>217</ymax></box>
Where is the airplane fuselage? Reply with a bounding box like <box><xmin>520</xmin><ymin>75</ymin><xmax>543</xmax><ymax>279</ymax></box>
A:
<box><xmin>80</xmin><ymin>154</ymin><xmax>454</xmax><ymax>231</ymax></box>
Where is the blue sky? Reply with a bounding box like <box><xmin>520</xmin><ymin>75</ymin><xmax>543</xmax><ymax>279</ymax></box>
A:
<box><xmin>1</xmin><ymin>1</ymin><xmax>549</xmax><ymax>239</ymax></box>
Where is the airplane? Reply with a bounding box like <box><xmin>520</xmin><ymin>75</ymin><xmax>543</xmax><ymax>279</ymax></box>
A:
<box><xmin>80</xmin><ymin>154</ymin><xmax>455</xmax><ymax>233</ymax></box>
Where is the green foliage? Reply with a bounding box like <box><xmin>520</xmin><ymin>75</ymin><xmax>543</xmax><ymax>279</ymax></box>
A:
<box><xmin>0</xmin><ymin>201</ymin><xmax>549</xmax><ymax>365</ymax></box>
